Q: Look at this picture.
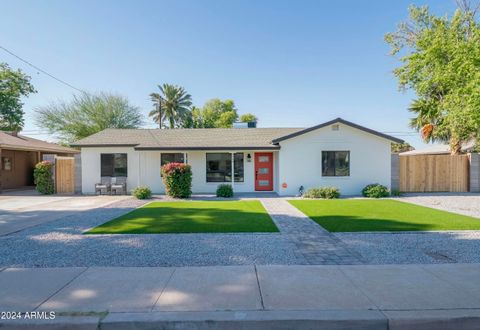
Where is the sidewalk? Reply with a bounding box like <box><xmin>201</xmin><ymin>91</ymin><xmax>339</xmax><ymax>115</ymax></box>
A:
<box><xmin>0</xmin><ymin>264</ymin><xmax>479</xmax><ymax>329</ymax></box>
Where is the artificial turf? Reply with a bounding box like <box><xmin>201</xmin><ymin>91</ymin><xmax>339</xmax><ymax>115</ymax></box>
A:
<box><xmin>86</xmin><ymin>200</ymin><xmax>278</xmax><ymax>234</ymax></box>
<box><xmin>289</xmin><ymin>199</ymin><xmax>480</xmax><ymax>232</ymax></box>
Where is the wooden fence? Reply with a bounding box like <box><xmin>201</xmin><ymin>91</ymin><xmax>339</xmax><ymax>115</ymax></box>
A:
<box><xmin>55</xmin><ymin>156</ymin><xmax>75</xmax><ymax>194</ymax></box>
<box><xmin>399</xmin><ymin>154</ymin><xmax>469</xmax><ymax>192</ymax></box>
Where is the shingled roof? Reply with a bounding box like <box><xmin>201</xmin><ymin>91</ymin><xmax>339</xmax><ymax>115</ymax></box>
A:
<box><xmin>71</xmin><ymin>128</ymin><xmax>304</xmax><ymax>150</ymax></box>
<box><xmin>0</xmin><ymin>132</ymin><xmax>79</xmax><ymax>153</ymax></box>
<box><xmin>71</xmin><ymin>118</ymin><xmax>403</xmax><ymax>150</ymax></box>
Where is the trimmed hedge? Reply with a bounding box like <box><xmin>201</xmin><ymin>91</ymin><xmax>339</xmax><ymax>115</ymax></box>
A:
<box><xmin>132</xmin><ymin>186</ymin><xmax>152</xmax><ymax>199</ymax></box>
<box><xmin>362</xmin><ymin>183</ymin><xmax>390</xmax><ymax>198</ymax></box>
<box><xmin>33</xmin><ymin>161</ymin><xmax>55</xmax><ymax>194</ymax></box>
<box><xmin>161</xmin><ymin>162</ymin><xmax>192</xmax><ymax>198</ymax></box>
<box><xmin>303</xmin><ymin>187</ymin><xmax>340</xmax><ymax>199</ymax></box>
<box><xmin>216</xmin><ymin>184</ymin><xmax>234</xmax><ymax>198</ymax></box>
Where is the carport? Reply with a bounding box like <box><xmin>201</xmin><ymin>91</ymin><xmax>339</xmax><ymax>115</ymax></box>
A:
<box><xmin>0</xmin><ymin>131</ymin><xmax>78</xmax><ymax>192</ymax></box>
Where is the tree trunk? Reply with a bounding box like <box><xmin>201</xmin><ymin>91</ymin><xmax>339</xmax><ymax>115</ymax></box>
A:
<box><xmin>158</xmin><ymin>103</ymin><xmax>162</xmax><ymax>129</ymax></box>
<box><xmin>450</xmin><ymin>139</ymin><xmax>462</xmax><ymax>155</ymax></box>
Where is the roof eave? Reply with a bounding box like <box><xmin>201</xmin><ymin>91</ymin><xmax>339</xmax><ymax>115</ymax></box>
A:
<box><xmin>134</xmin><ymin>146</ymin><xmax>280</xmax><ymax>151</ymax></box>
<box><xmin>0</xmin><ymin>144</ymin><xmax>79</xmax><ymax>153</ymax></box>
<box><xmin>71</xmin><ymin>144</ymin><xmax>139</xmax><ymax>148</ymax></box>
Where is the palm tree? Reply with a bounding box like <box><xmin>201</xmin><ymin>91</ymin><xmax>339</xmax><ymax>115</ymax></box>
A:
<box><xmin>148</xmin><ymin>84</ymin><xmax>192</xmax><ymax>129</ymax></box>
<box><xmin>149</xmin><ymin>92</ymin><xmax>164</xmax><ymax>129</ymax></box>
<box><xmin>408</xmin><ymin>98</ymin><xmax>447</xmax><ymax>143</ymax></box>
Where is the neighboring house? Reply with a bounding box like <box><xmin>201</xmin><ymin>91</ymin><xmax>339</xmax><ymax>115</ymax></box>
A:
<box><xmin>72</xmin><ymin>118</ymin><xmax>403</xmax><ymax>196</ymax></box>
<box><xmin>0</xmin><ymin>132</ymin><xmax>78</xmax><ymax>192</ymax></box>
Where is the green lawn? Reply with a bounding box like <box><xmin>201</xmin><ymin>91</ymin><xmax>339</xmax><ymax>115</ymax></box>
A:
<box><xmin>289</xmin><ymin>199</ymin><xmax>480</xmax><ymax>232</ymax></box>
<box><xmin>86</xmin><ymin>200</ymin><xmax>278</xmax><ymax>234</ymax></box>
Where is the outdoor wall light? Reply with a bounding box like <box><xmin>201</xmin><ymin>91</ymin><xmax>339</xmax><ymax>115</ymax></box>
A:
<box><xmin>247</xmin><ymin>153</ymin><xmax>252</xmax><ymax>162</ymax></box>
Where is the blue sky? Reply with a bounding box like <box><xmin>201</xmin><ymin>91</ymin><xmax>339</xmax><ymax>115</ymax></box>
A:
<box><xmin>1</xmin><ymin>0</ymin><xmax>457</xmax><ymax>147</ymax></box>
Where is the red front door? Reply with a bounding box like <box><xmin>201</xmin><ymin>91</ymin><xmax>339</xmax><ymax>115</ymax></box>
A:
<box><xmin>254</xmin><ymin>152</ymin><xmax>273</xmax><ymax>191</ymax></box>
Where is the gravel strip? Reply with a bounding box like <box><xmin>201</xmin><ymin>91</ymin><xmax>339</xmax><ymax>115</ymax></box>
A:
<box><xmin>336</xmin><ymin>231</ymin><xmax>480</xmax><ymax>264</ymax></box>
<box><xmin>395</xmin><ymin>193</ymin><xmax>480</xmax><ymax>218</ymax></box>
<box><xmin>0</xmin><ymin>198</ymin><xmax>302</xmax><ymax>268</ymax></box>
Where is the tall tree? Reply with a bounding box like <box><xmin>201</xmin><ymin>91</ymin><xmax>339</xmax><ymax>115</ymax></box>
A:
<box><xmin>149</xmin><ymin>92</ymin><xmax>164</xmax><ymax>129</ymax></box>
<box><xmin>188</xmin><ymin>99</ymin><xmax>238</xmax><ymax>128</ymax></box>
<box><xmin>239</xmin><ymin>113</ymin><xmax>258</xmax><ymax>123</ymax></box>
<box><xmin>35</xmin><ymin>92</ymin><xmax>143</xmax><ymax>143</ymax></box>
<box><xmin>180</xmin><ymin>99</ymin><xmax>259</xmax><ymax>128</ymax></box>
<box><xmin>149</xmin><ymin>84</ymin><xmax>192</xmax><ymax>129</ymax></box>
<box><xmin>0</xmin><ymin>63</ymin><xmax>36</xmax><ymax>131</ymax></box>
<box><xmin>391</xmin><ymin>142</ymin><xmax>414</xmax><ymax>154</ymax></box>
<box><xmin>385</xmin><ymin>4</ymin><xmax>480</xmax><ymax>154</ymax></box>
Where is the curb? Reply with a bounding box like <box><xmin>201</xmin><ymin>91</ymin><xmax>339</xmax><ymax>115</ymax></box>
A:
<box><xmin>101</xmin><ymin>310</ymin><xmax>387</xmax><ymax>330</ymax></box>
<box><xmin>385</xmin><ymin>309</ymin><xmax>480</xmax><ymax>330</ymax></box>
<box><xmin>2</xmin><ymin>309</ymin><xmax>480</xmax><ymax>330</ymax></box>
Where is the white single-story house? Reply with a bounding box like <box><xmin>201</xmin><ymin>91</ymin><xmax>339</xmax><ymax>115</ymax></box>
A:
<box><xmin>72</xmin><ymin>118</ymin><xmax>403</xmax><ymax>196</ymax></box>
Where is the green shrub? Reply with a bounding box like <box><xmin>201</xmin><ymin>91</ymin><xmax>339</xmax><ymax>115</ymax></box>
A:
<box><xmin>303</xmin><ymin>187</ymin><xmax>340</xmax><ymax>199</ymax></box>
<box><xmin>216</xmin><ymin>184</ymin><xmax>234</xmax><ymax>197</ymax></box>
<box><xmin>33</xmin><ymin>161</ymin><xmax>55</xmax><ymax>194</ymax></box>
<box><xmin>390</xmin><ymin>189</ymin><xmax>402</xmax><ymax>197</ymax></box>
<box><xmin>132</xmin><ymin>186</ymin><xmax>152</xmax><ymax>199</ymax></box>
<box><xmin>303</xmin><ymin>188</ymin><xmax>322</xmax><ymax>198</ymax></box>
<box><xmin>161</xmin><ymin>162</ymin><xmax>192</xmax><ymax>198</ymax></box>
<box><xmin>362</xmin><ymin>184</ymin><xmax>390</xmax><ymax>198</ymax></box>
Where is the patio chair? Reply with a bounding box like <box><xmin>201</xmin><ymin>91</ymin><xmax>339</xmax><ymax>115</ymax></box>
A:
<box><xmin>95</xmin><ymin>177</ymin><xmax>111</xmax><ymax>195</ymax></box>
<box><xmin>110</xmin><ymin>177</ymin><xmax>127</xmax><ymax>195</ymax></box>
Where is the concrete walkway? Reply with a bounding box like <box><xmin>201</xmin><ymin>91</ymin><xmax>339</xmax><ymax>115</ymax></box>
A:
<box><xmin>0</xmin><ymin>195</ymin><xmax>130</xmax><ymax>236</ymax></box>
<box><xmin>1</xmin><ymin>264</ymin><xmax>480</xmax><ymax>329</ymax></box>
<box><xmin>261</xmin><ymin>198</ymin><xmax>364</xmax><ymax>264</ymax></box>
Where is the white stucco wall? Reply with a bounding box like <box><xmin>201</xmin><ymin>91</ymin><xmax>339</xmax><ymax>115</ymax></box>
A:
<box><xmin>139</xmin><ymin>150</ymin><xmax>260</xmax><ymax>194</ymax></box>
<box><xmin>81</xmin><ymin>147</ymin><xmax>140</xmax><ymax>194</ymax></box>
<box><xmin>277</xmin><ymin>123</ymin><xmax>392</xmax><ymax>196</ymax></box>
<box><xmin>81</xmin><ymin>147</ymin><xmax>273</xmax><ymax>194</ymax></box>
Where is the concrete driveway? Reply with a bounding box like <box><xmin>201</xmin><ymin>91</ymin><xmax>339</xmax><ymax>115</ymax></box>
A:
<box><xmin>0</xmin><ymin>192</ymin><xmax>130</xmax><ymax>236</ymax></box>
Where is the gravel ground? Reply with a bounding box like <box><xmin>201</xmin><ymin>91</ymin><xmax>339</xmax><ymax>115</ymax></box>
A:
<box><xmin>335</xmin><ymin>194</ymin><xmax>480</xmax><ymax>264</ymax></box>
<box><xmin>3</xmin><ymin>194</ymin><xmax>480</xmax><ymax>267</ymax></box>
<box><xmin>395</xmin><ymin>193</ymin><xmax>480</xmax><ymax>218</ymax></box>
<box><xmin>336</xmin><ymin>231</ymin><xmax>480</xmax><ymax>264</ymax></box>
<box><xmin>0</xmin><ymin>198</ymin><xmax>304</xmax><ymax>268</ymax></box>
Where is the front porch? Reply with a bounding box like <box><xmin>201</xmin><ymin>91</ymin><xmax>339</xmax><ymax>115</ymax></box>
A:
<box><xmin>136</xmin><ymin>150</ymin><xmax>279</xmax><ymax>194</ymax></box>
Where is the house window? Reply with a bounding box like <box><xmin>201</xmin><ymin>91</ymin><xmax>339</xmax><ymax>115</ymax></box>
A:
<box><xmin>206</xmin><ymin>153</ymin><xmax>244</xmax><ymax>182</ymax></box>
<box><xmin>234</xmin><ymin>153</ymin><xmax>244</xmax><ymax>182</ymax></box>
<box><xmin>161</xmin><ymin>153</ymin><xmax>185</xmax><ymax>166</ymax></box>
<box><xmin>322</xmin><ymin>151</ymin><xmax>350</xmax><ymax>176</ymax></box>
<box><xmin>101</xmin><ymin>154</ymin><xmax>127</xmax><ymax>177</ymax></box>
<box><xmin>2</xmin><ymin>157</ymin><xmax>12</xmax><ymax>171</ymax></box>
